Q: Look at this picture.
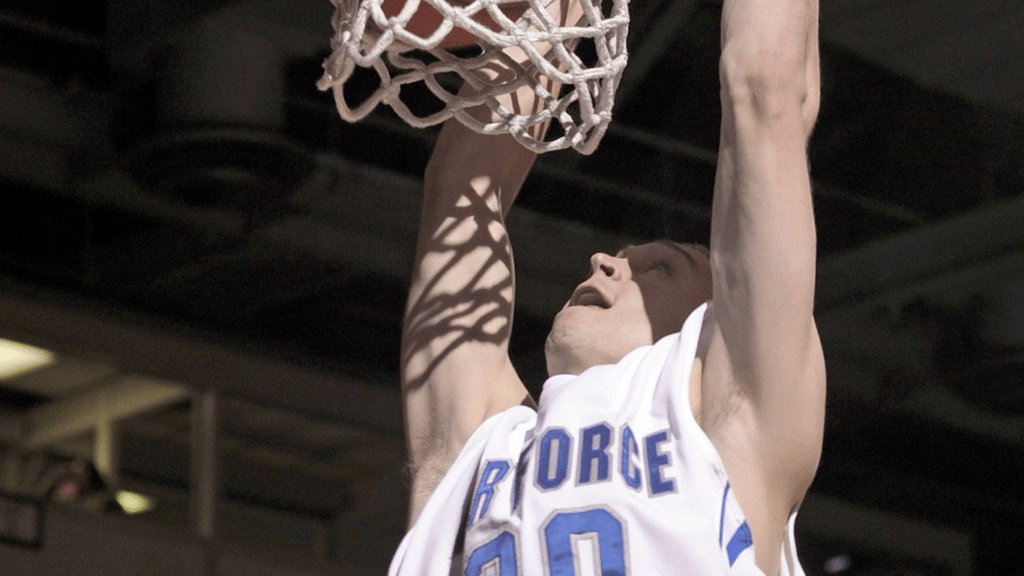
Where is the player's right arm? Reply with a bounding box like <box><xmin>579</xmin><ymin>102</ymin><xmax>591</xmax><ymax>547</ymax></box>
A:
<box><xmin>400</xmin><ymin>109</ymin><xmax>536</xmax><ymax>528</ymax></box>
<box><xmin>400</xmin><ymin>0</ymin><xmax>582</xmax><ymax>527</ymax></box>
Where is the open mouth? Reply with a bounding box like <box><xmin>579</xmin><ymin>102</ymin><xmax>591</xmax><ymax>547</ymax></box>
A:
<box><xmin>570</xmin><ymin>286</ymin><xmax>610</xmax><ymax>308</ymax></box>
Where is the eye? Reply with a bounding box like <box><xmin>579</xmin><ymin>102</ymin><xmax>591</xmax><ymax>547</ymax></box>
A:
<box><xmin>647</xmin><ymin>261</ymin><xmax>672</xmax><ymax>275</ymax></box>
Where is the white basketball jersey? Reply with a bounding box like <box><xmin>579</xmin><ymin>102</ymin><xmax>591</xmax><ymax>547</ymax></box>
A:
<box><xmin>389</xmin><ymin>303</ymin><xmax>805</xmax><ymax>576</ymax></box>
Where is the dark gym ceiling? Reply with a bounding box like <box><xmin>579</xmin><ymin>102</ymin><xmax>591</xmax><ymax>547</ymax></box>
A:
<box><xmin>0</xmin><ymin>0</ymin><xmax>1022</xmax><ymax>573</ymax></box>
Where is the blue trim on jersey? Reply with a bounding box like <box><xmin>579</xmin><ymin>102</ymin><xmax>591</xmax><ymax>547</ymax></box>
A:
<box><xmin>726</xmin><ymin>522</ymin><xmax>753</xmax><ymax>566</ymax></box>
<box><xmin>718</xmin><ymin>482</ymin><xmax>730</xmax><ymax>547</ymax></box>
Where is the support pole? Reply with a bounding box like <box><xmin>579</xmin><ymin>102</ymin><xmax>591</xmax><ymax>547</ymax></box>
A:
<box><xmin>93</xmin><ymin>416</ymin><xmax>120</xmax><ymax>489</ymax></box>
<box><xmin>190</xmin><ymin>389</ymin><xmax>218</xmax><ymax>574</ymax></box>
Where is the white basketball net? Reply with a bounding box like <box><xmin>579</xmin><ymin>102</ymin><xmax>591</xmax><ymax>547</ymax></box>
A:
<box><xmin>317</xmin><ymin>0</ymin><xmax>629</xmax><ymax>154</ymax></box>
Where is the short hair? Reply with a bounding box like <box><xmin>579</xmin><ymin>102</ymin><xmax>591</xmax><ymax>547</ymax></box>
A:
<box><xmin>687</xmin><ymin>243</ymin><xmax>710</xmax><ymax>259</ymax></box>
<box><xmin>653</xmin><ymin>239</ymin><xmax>710</xmax><ymax>265</ymax></box>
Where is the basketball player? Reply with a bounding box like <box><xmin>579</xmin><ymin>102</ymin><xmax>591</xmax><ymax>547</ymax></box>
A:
<box><xmin>391</xmin><ymin>0</ymin><xmax>824</xmax><ymax>572</ymax></box>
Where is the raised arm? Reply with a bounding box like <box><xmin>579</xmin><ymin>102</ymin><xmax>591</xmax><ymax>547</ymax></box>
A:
<box><xmin>400</xmin><ymin>0</ymin><xmax>583</xmax><ymax>525</ymax></box>
<box><xmin>701</xmin><ymin>0</ymin><xmax>825</xmax><ymax>570</ymax></box>
<box><xmin>401</xmin><ymin>117</ymin><xmax>534</xmax><ymax>527</ymax></box>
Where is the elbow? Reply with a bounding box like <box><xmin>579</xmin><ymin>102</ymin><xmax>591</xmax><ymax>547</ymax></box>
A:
<box><xmin>719</xmin><ymin>43</ymin><xmax>812</xmax><ymax>131</ymax></box>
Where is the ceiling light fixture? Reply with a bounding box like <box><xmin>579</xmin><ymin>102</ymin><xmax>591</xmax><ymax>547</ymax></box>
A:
<box><xmin>115</xmin><ymin>490</ymin><xmax>156</xmax><ymax>515</ymax></box>
<box><xmin>0</xmin><ymin>338</ymin><xmax>56</xmax><ymax>380</ymax></box>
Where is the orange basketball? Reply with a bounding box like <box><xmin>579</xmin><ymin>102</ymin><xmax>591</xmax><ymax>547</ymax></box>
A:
<box><xmin>380</xmin><ymin>0</ymin><xmax>531</xmax><ymax>48</ymax></box>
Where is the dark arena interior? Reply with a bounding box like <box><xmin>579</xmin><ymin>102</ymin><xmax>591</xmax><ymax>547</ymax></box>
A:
<box><xmin>0</xmin><ymin>0</ymin><xmax>1022</xmax><ymax>574</ymax></box>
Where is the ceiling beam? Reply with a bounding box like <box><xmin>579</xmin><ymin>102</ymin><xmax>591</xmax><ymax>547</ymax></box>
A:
<box><xmin>817</xmin><ymin>195</ymin><xmax>1024</xmax><ymax>312</ymax></box>
<box><xmin>0</xmin><ymin>278</ymin><xmax>403</xmax><ymax>435</ymax></box>
<box><xmin>71</xmin><ymin>152</ymin><xmax>637</xmax><ymax>321</ymax></box>
<box><xmin>20</xmin><ymin>375</ymin><xmax>189</xmax><ymax>451</ymax></box>
<box><xmin>817</xmin><ymin>196</ymin><xmax>1024</xmax><ymax>444</ymax></box>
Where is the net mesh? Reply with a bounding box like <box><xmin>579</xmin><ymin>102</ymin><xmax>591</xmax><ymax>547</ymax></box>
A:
<box><xmin>317</xmin><ymin>0</ymin><xmax>629</xmax><ymax>154</ymax></box>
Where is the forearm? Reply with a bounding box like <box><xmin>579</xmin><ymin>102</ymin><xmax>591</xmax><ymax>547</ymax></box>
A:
<box><xmin>404</xmin><ymin>123</ymin><xmax>531</xmax><ymax>395</ymax></box>
<box><xmin>710</xmin><ymin>0</ymin><xmax>821</xmax><ymax>375</ymax></box>
<box><xmin>402</xmin><ymin>71</ymin><xmax>544</xmax><ymax>402</ymax></box>
<box><xmin>715</xmin><ymin>0</ymin><xmax>819</xmax><ymax>247</ymax></box>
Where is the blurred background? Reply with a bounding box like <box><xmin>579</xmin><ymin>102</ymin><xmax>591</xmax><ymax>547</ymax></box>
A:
<box><xmin>0</xmin><ymin>0</ymin><xmax>1022</xmax><ymax>574</ymax></box>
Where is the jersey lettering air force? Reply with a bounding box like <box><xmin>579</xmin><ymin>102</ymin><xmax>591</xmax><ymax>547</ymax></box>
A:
<box><xmin>389</xmin><ymin>304</ymin><xmax>805</xmax><ymax>576</ymax></box>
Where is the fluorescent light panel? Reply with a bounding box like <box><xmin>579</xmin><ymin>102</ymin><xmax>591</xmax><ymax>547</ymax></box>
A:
<box><xmin>116</xmin><ymin>490</ymin><xmax>156</xmax><ymax>515</ymax></box>
<box><xmin>0</xmin><ymin>338</ymin><xmax>56</xmax><ymax>380</ymax></box>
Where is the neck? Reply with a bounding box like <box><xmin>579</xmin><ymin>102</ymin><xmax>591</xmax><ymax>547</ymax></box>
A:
<box><xmin>544</xmin><ymin>340</ymin><xmax>622</xmax><ymax>377</ymax></box>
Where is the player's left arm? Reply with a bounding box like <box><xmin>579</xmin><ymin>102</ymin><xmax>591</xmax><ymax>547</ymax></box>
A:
<box><xmin>703</xmin><ymin>0</ymin><xmax>825</xmax><ymax>510</ymax></box>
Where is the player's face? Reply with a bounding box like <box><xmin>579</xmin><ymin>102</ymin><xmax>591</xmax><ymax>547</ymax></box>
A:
<box><xmin>545</xmin><ymin>241</ymin><xmax>713</xmax><ymax>376</ymax></box>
